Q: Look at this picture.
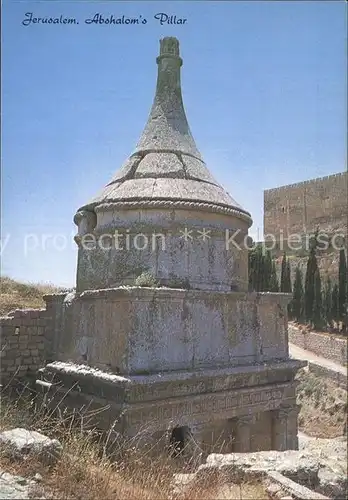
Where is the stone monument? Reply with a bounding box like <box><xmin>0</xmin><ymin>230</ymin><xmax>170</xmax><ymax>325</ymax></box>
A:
<box><xmin>37</xmin><ymin>37</ymin><xmax>305</xmax><ymax>457</ymax></box>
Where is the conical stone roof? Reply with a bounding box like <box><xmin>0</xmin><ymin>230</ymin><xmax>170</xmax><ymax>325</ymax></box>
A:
<box><xmin>78</xmin><ymin>37</ymin><xmax>251</xmax><ymax>225</ymax></box>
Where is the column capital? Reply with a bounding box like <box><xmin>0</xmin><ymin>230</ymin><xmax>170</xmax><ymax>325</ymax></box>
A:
<box><xmin>278</xmin><ymin>405</ymin><xmax>299</xmax><ymax>418</ymax></box>
<box><xmin>236</xmin><ymin>414</ymin><xmax>255</xmax><ymax>427</ymax></box>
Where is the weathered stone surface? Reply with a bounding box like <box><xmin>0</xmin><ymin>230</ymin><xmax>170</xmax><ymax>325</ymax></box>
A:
<box><xmin>74</xmin><ymin>37</ymin><xmax>252</xmax><ymax>293</ymax></box>
<box><xmin>107</xmin><ymin>155</ymin><xmax>142</xmax><ymax>184</ymax></box>
<box><xmin>181</xmin><ymin>155</ymin><xmax>218</xmax><ymax>185</ymax></box>
<box><xmin>36</xmin><ymin>358</ymin><xmax>303</xmax><ymax>461</ymax></box>
<box><xmin>196</xmin><ymin>450</ymin><xmax>320</xmax><ymax>486</ymax></box>
<box><xmin>317</xmin><ymin>468</ymin><xmax>347</xmax><ymax>499</ymax></box>
<box><xmin>88</xmin><ymin>178</ymin><xmax>241</xmax><ymax>208</ymax></box>
<box><xmin>265</xmin><ymin>482</ymin><xmax>285</xmax><ymax>499</ymax></box>
<box><xmin>299</xmin><ymin>434</ymin><xmax>347</xmax><ymax>499</ymax></box>
<box><xmin>49</xmin><ymin>289</ymin><xmax>292</xmax><ymax>374</ymax></box>
<box><xmin>133</xmin><ymin>37</ymin><xmax>201</xmax><ymax>159</ymax></box>
<box><xmin>75</xmin><ymin>210</ymin><xmax>250</xmax><ymax>293</ymax></box>
<box><xmin>75</xmin><ymin>38</ymin><xmax>251</xmax><ymax>291</ymax></box>
<box><xmin>193</xmin><ymin>434</ymin><xmax>347</xmax><ymax>499</ymax></box>
<box><xmin>0</xmin><ymin>471</ymin><xmax>37</xmax><ymax>500</ymax></box>
<box><xmin>264</xmin><ymin>172</ymin><xmax>347</xmax><ymax>248</ymax></box>
<box><xmin>267</xmin><ymin>471</ymin><xmax>329</xmax><ymax>500</ymax></box>
<box><xmin>0</xmin><ymin>310</ymin><xmax>48</xmax><ymax>386</ymax></box>
<box><xmin>135</xmin><ymin>152</ymin><xmax>184</xmax><ymax>178</ymax></box>
<box><xmin>0</xmin><ymin>428</ymin><xmax>62</xmax><ymax>466</ymax></box>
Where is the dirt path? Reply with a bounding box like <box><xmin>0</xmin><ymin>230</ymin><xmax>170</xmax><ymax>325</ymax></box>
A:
<box><xmin>289</xmin><ymin>343</ymin><xmax>347</xmax><ymax>376</ymax></box>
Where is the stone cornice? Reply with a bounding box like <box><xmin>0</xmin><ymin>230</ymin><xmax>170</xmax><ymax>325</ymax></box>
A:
<box><xmin>92</xmin><ymin>199</ymin><xmax>252</xmax><ymax>225</ymax></box>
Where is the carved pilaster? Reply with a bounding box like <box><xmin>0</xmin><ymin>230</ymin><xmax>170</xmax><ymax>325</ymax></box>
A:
<box><xmin>235</xmin><ymin>414</ymin><xmax>254</xmax><ymax>452</ymax></box>
<box><xmin>188</xmin><ymin>423</ymin><xmax>205</xmax><ymax>464</ymax></box>
<box><xmin>272</xmin><ymin>407</ymin><xmax>288</xmax><ymax>451</ymax></box>
<box><xmin>286</xmin><ymin>405</ymin><xmax>300</xmax><ymax>450</ymax></box>
<box><xmin>272</xmin><ymin>405</ymin><xmax>300</xmax><ymax>451</ymax></box>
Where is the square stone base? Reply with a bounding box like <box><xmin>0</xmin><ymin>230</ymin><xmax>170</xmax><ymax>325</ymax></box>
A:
<box><xmin>36</xmin><ymin>359</ymin><xmax>305</xmax><ymax>457</ymax></box>
<box><xmin>45</xmin><ymin>288</ymin><xmax>292</xmax><ymax>375</ymax></box>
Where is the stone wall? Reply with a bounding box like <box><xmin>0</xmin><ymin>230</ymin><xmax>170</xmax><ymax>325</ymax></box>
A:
<box><xmin>264</xmin><ymin>172</ymin><xmax>347</xmax><ymax>243</ymax></box>
<box><xmin>288</xmin><ymin>324</ymin><xmax>347</xmax><ymax>366</ymax></box>
<box><xmin>273</xmin><ymin>252</ymin><xmax>341</xmax><ymax>285</ymax></box>
<box><xmin>0</xmin><ymin>309</ymin><xmax>50</xmax><ymax>385</ymax></box>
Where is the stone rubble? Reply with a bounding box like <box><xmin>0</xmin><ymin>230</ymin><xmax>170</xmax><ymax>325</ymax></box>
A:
<box><xmin>196</xmin><ymin>449</ymin><xmax>320</xmax><ymax>485</ymax></box>
<box><xmin>298</xmin><ymin>434</ymin><xmax>347</xmax><ymax>499</ymax></box>
<box><xmin>0</xmin><ymin>426</ymin><xmax>345</xmax><ymax>499</ymax></box>
<box><xmin>0</xmin><ymin>428</ymin><xmax>62</xmax><ymax>466</ymax></box>
<box><xmin>173</xmin><ymin>434</ymin><xmax>347</xmax><ymax>499</ymax></box>
<box><xmin>0</xmin><ymin>470</ymin><xmax>45</xmax><ymax>500</ymax></box>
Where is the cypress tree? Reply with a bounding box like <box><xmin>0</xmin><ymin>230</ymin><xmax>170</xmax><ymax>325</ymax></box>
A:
<box><xmin>270</xmin><ymin>260</ymin><xmax>279</xmax><ymax>292</ymax></box>
<box><xmin>248</xmin><ymin>245</ymin><xmax>265</xmax><ymax>292</ymax></box>
<box><xmin>324</xmin><ymin>278</ymin><xmax>333</xmax><ymax>330</ymax></box>
<box><xmin>304</xmin><ymin>234</ymin><xmax>318</xmax><ymax>323</ymax></box>
<box><xmin>292</xmin><ymin>266</ymin><xmax>304</xmax><ymax>322</ymax></box>
<box><xmin>280</xmin><ymin>253</ymin><xmax>287</xmax><ymax>292</ymax></box>
<box><xmin>346</xmin><ymin>250</ymin><xmax>348</xmax><ymax>312</ymax></box>
<box><xmin>248</xmin><ymin>247</ymin><xmax>256</xmax><ymax>291</ymax></box>
<box><xmin>263</xmin><ymin>250</ymin><xmax>273</xmax><ymax>291</ymax></box>
<box><xmin>248</xmin><ymin>246</ymin><xmax>256</xmax><ymax>291</ymax></box>
<box><xmin>313</xmin><ymin>268</ymin><xmax>323</xmax><ymax>330</ymax></box>
<box><xmin>249</xmin><ymin>246</ymin><xmax>282</xmax><ymax>293</ymax></box>
<box><xmin>338</xmin><ymin>248</ymin><xmax>347</xmax><ymax>332</ymax></box>
<box><xmin>285</xmin><ymin>261</ymin><xmax>292</xmax><ymax>293</ymax></box>
<box><xmin>255</xmin><ymin>245</ymin><xmax>263</xmax><ymax>292</ymax></box>
<box><xmin>286</xmin><ymin>260</ymin><xmax>293</xmax><ymax>318</ymax></box>
<box><xmin>331</xmin><ymin>283</ymin><xmax>339</xmax><ymax>328</ymax></box>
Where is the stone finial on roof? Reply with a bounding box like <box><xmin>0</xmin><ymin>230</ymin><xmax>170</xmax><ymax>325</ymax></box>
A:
<box><xmin>76</xmin><ymin>37</ymin><xmax>252</xmax><ymax>224</ymax></box>
<box><xmin>134</xmin><ymin>36</ymin><xmax>200</xmax><ymax>159</ymax></box>
<box><xmin>158</xmin><ymin>37</ymin><xmax>181</xmax><ymax>58</ymax></box>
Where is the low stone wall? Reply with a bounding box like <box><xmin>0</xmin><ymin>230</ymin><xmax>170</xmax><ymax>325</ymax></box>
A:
<box><xmin>0</xmin><ymin>309</ymin><xmax>49</xmax><ymax>385</ymax></box>
<box><xmin>288</xmin><ymin>324</ymin><xmax>347</xmax><ymax>366</ymax></box>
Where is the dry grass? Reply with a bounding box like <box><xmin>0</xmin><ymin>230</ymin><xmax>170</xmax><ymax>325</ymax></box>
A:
<box><xmin>0</xmin><ymin>389</ymin><xmax>268</xmax><ymax>500</ymax></box>
<box><xmin>296</xmin><ymin>368</ymin><xmax>347</xmax><ymax>438</ymax></box>
<box><xmin>0</xmin><ymin>276</ymin><xmax>71</xmax><ymax>316</ymax></box>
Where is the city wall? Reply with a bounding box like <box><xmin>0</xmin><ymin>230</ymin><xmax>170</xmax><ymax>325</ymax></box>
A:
<box><xmin>264</xmin><ymin>172</ymin><xmax>347</xmax><ymax>244</ymax></box>
<box><xmin>0</xmin><ymin>309</ymin><xmax>51</xmax><ymax>386</ymax></box>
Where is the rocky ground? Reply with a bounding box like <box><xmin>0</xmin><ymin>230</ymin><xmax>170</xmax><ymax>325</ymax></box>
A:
<box><xmin>296</xmin><ymin>368</ymin><xmax>347</xmax><ymax>438</ymax></box>
<box><xmin>298</xmin><ymin>433</ymin><xmax>347</xmax><ymax>498</ymax></box>
<box><xmin>0</xmin><ymin>425</ymin><xmax>346</xmax><ymax>500</ymax></box>
<box><xmin>174</xmin><ymin>433</ymin><xmax>347</xmax><ymax>499</ymax></box>
<box><xmin>0</xmin><ymin>367</ymin><xmax>347</xmax><ymax>499</ymax></box>
<box><xmin>0</xmin><ymin>470</ymin><xmax>46</xmax><ymax>500</ymax></box>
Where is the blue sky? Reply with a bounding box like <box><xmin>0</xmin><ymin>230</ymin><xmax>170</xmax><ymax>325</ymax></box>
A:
<box><xmin>2</xmin><ymin>1</ymin><xmax>346</xmax><ymax>287</ymax></box>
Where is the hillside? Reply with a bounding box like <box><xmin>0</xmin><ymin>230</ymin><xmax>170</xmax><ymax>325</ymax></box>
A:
<box><xmin>0</xmin><ymin>276</ymin><xmax>71</xmax><ymax>316</ymax></box>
